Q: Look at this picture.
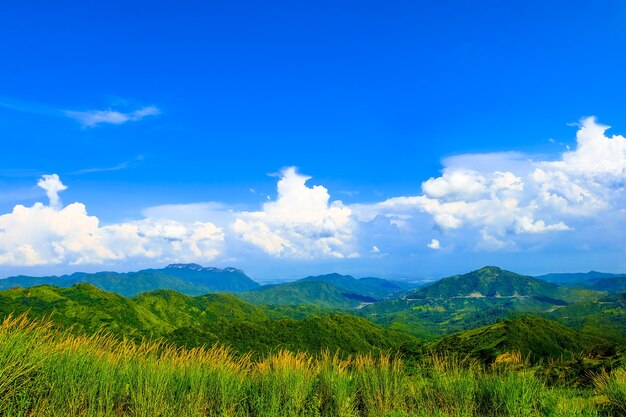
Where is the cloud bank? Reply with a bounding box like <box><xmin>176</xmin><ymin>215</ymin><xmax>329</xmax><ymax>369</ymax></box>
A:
<box><xmin>354</xmin><ymin>116</ymin><xmax>625</xmax><ymax>251</ymax></box>
<box><xmin>1</xmin><ymin>117</ymin><xmax>625</xmax><ymax>268</ymax></box>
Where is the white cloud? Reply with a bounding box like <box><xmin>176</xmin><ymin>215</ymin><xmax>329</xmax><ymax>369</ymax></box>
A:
<box><xmin>422</xmin><ymin>169</ymin><xmax>489</xmax><ymax>201</ymax></box>
<box><xmin>37</xmin><ymin>174</ymin><xmax>67</xmax><ymax>208</ymax></box>
<box><xmin>232</xmin><ymin>167</ymin><xmax>357</xmax><ymax>258</ymax></box>
<box><xmin>354</xmin><ymin>117</ymin><xmax>621</xmax><ymax>251</ymax></box>
<box><xmin>548</xmin><ymin>117</ymin><xmax>626</xmax><ymax>177</ymax></box>
<box><xmin>427</xmin><ymin>239</ymin><xmax>440</xmax><ymax>250</ymax></box>
<box><xmin>0</xmin><ymin>169</ymin><xmax>359</xmax><ymax>267</ymax></box>
<box><xmin>0</xmin><ymin>203</ymin><xmax>224</xmax><ymax>266</ymax></box>
<box><xmin>2</xmin><ymin>117</ymin><xmax>625</xmax><ymax>269</ymax></box>
<box><xmin>0</xmin><ymin>176</ymin><xmax>223</xmax><ymax>266</ymax></box>
<box><xmin>64</xmin><ymin>105</ymin><xmax>160</xmax><ymax>127</ymax></box>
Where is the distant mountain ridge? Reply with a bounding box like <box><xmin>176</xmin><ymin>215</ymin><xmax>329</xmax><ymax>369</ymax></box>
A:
<box><xmin>239</xmin><ymin>273</ymin><xmax>417</xmax><ymax>308</ymax></box>
<box><xmin>238</xmin><ymin>281</ymin><xmax>376</xmax><ymax>309</ymax></box>
<box><xmin>298</xmin><ymin>273</ymin><xmax>414</xmax><ymax>298</ymax></box>
<box><xmin>536</xmin><ymin>271</ymin><xmax>625</xmax><ymax>285</ymax></box>
<box><xmin>584</xmin><ymin>277</ymin><xmax>626</xmax><ymax>293</ymax></box>
<box><xmin>0</xmin><ymin>266</ymin><xmax>417</xmax><ymax>306</ymax></box>
<box><xmin>0</xmin><ymin>264</ymin><xmax>260</xmax><ymax>296</ymax></box>
<box><xmin>407</xmin><ymin>266</ymin><xmax>594</xmax><ymax>303</ymax></box>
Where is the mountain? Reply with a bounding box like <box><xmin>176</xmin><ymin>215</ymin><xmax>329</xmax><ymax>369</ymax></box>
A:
<box><xmin>581</xmin><ymin>277</ymin><xmax>626</xmax><ymax>293</ymax></box>
<box><xmin>156</xmin><ymin>264</ymin><xmax>259</xmax><ymax>291</ymax></box>
<box><xmin>237</xmin><ymin>273</ymin><xmax>416</xmax><ymax>309</ymax></box>
<box><xmin>0</xmin><ymin>283</ymin><xmax>165</xmax><ymax>336</ymax></box>
<box><xmin>429</xmin><ymin>316</ymin><xmax>613</xmax><ymax>363</ymax></box>
<box><xmin>0</xmin><ymin>263</ymin><xmax>260</xmax><ymax>296</ymax></box>
<box><xmin>536</xmin><ymin>271</ymin><xmax>626</xmax><ymax>293</ymax></box>
<box><xmin>297</xmin><ymin>273</ymin><xmax>415</xmax><ymax>299</ymax></box>
<box><xmin>238</xmin><ymin>280</ymin><xmax>372</xmax><ymax>309</ymax></box>
<box><xmin>0</xmin><ymin>283</ymin><xmax>420</xmax><ymax>356</ymax></box>
<box><xmin>356</xmin><ymin>266</ymin><xmax>602</xmax><ymax>339</ymax></box>
<box><xmin>407</xmin><ymin>266</ymin><xmax>597</xmax><ymax>304</ymax></box>
<box><xmin>536</xmin><ymin>271</ymin><xmax>625</xmax><ymax>285</ymax></box>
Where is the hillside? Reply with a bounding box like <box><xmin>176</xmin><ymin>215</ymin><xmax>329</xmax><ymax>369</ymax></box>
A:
<box><xmin>356</xmin><ymin>266</ymin><xmax>603</xmax><ymax>340</ymax></box>
<box><xmin>297</xmin><ymin>273</ymin><xmax>415</xmax><ymax>299</ymax></box>
<box><xmin>429</xmin><ymin>316</ymin><xmax>612</xmax><ymax>363</ymax></box>
<box><xmin>584</xmin><ymin>277</ymin><xmax>626</xmax><ymax>293</ymax></box>
<box><xmin>2</xmin><ymin>315</ymin><xmax>623</xmax><ymax>417</ymax></box>
<box><xmin>537</xmin><ymin>271</ymin><xmax>624</xmax><ymax>285</ymax></box>
<box><xmin>0</xmin><ymin>263</ymin><xmax>260</xmax><ymax>296</ymax></box>
<box><xmin>0</xmin><ymin>284</ymin><xmax>164</xmax><ymax>336</ymax></box>
<box><xmin>548</xmin><ymin>292</ymin><xmax>626</xmax><ymax>344</ymax></box>
<box><xmin>0</xmin><ymin>284</ymin><xmax>420</xmax><ymax>356</ymax></box>
<box><xmin>238</xmin><ymin>280</ymin><xmax>374</xmax><ymax>309</ymax></box>
<box><xmin>166</xmin><ymin>314</ymin><xmax>420</xmax><ymax>356</ymax></box>
<box><xmin>408</xmin><ymin>266</ymin><xmax>598</xmax><ymax>304</ymax></box>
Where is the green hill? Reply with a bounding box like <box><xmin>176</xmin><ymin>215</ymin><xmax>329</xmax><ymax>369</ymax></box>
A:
<box><xmin>0</xmin><ymin>284</ymin><xmax>164</xmax><ymax>336</ymax></box>
<box><xmin>429</xmin><ymin>316</ymin><xmax>612</xmax><ymax>363</ymax></box>
<box><xmin>0</xmin><ymin>263</ymin><xmax>260</xmax><ymax>296</ymax></box>
<box><xmin>297</xmin><ymin>273</ymin><xmax>415</xmax><ymax>299</ymax></box>
<box><xmin>0</xmin><ymin>284</ymin><xmax>420</xmax><ymax>356</ymax></box>
<box><xmin>548</xmin><ymin>292</ymin><xmax>626</xmax><ymax>343</ymax></box>
<box><xmin>584</xmin><ymin>277</ymin><xmax>626</xmax><ymax>293</ymax></box>
<box><xmin>408</xmin><ymin>266</ymin><xmax>598</xmax><ymax>304</ymax></box>
<box><xmin>238</xmin><ymin>280</ymin><xmax>372</xmax><ymax>308</ymax></box>
<box><xmin>356</xmin><ymin>267</ymin><xmax>602</xmax><ymax>340</ymax></box>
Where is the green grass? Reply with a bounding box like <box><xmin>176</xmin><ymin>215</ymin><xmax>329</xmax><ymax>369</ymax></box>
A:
<box><xmin>0</xmin><ymin>313</ymin><xmax>624</xmax><ymax>417</ymax></box>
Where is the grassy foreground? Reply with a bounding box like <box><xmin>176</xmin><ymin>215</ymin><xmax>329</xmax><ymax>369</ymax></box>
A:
<box><xmin>1</xmin><ymin>314</ymin><xmax>625</xmax><ymax>416</ymax></box>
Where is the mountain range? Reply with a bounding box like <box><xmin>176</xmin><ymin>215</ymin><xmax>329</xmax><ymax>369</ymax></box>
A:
<box><xmin>0</xmin><ymin>264</ymin><xmax>260</xmax><ymax>296</ymax></box>
<box><xmin>536</xmin><ymin>271</ymin><xmax>626</xmax><ymax>286</ymax></box>
<box><xmin>0</xmin><ymin>263</ymin><xmax>624</xmax><ymax>364</ymax></box>
<box><xmin>355</xmin><ymin>266</ymin><xmax>605</xmax><ymax>339</ymax></box>
<box><xmin>0</xmin><ymin>283</ymin><xmax>419</xmax><ymax>356</ymax></box>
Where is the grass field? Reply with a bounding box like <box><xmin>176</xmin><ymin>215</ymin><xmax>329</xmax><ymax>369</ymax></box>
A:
<box><xmin>1</xmin><ymin>314</ymin><xmax>625</xmax><ymax>416</ymax></box>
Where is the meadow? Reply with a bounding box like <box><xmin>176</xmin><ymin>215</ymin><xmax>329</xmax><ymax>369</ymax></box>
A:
<box><xmin>1</xmin><ymin>313</ymin><xmax>625</xmax><ymax>417</ymax></box>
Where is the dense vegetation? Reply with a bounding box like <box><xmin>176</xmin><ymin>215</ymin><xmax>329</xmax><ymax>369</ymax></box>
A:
<box><xmin>548</xmin><ymin>293</ymin><xmax>626</xmax><ymax>344</ymax></box>
<box><xmin>2</xmin><ymin>313</ymin><xmax>626</xmax><ymax>417</ymax></box>
<box><xmin>1</xmin><ymin>264</ymin><xmax>626</xmax><ymax>415</ymax></box>
<box><xmin>0</xmin><ymin>284</ymin><xmax>419</xmax><ymax>357</ymax></box>
<box><xmin>356</xmin><ymin>266</ymin><xmax>607</xmax><ymax>340</ymax></box>
<box><xmin>407</xmin><ymin>266</ymin><xmax>598</xmax><ymax>303</ymax></box>
<box><xmin>430</xmin><ymin>316</ymin><xmax>615</xmax><ymax>363</ymax></box>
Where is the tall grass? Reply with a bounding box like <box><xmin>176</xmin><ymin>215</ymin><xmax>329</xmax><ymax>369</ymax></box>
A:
<box><xmin>0</xmin><ymin>313</ymin><xmax>621</xmax><ymax>416</ymax></box>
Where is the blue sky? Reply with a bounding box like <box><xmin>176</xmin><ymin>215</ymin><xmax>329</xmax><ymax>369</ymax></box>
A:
<box><xmin>1</xmin><ymin>1</ymin><xmax>626</xmax><ymax>281</ymax></box>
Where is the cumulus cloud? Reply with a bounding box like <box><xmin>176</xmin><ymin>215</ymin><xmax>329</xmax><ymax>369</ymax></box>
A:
<box><xmin>0</xmin><ymin>176</ymin><xmax>223</xmax><ymax>266</ymax></box>
<box><xmin>354</xmin><ymin>116</ymin><xmax>622</xmax><ymax>251</ymax></box>
<box><xmin>2</xmin><ymin>117</ymin><xmax>625</xmax><ymax>269</ymax></box>
<box><xmin>37</xmin><ymin>174</ymin><xmax>67</xmax><ymax>208</ymax></box>
<box><xmin>232</xmin><ymin>167</ymin><xmax>357</xmax><ymax>258</ymax></box>
<box><xmin>64</xmin><ymin>105</ymin><xmax>160</xmax><ymax>128</ymax></box>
